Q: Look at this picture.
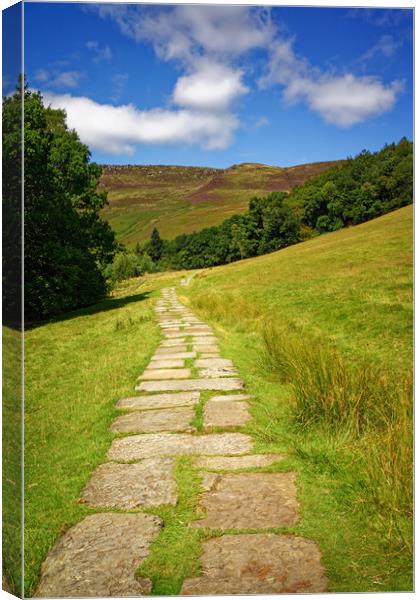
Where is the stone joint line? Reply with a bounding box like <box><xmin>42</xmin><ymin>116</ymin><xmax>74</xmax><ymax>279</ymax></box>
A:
<box><xmin>35</xmin><ymin>287</ymin><xmax>327</xmax><ymax>596</ymax></box>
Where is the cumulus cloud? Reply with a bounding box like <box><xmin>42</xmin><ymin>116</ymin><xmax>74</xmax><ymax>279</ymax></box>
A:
<box><xmin>260</xmin><ymin>38</ymin><xmax>402</xmax><ymax>127</ymax></box>
<box><xmin>173</xmin><ymin>61</ymin><xmax>248</xmax><ymax>112</ymax></box>
<box><xmin>49</xmin><ymin>3</ymin><xmax>403</xmax><ymax>157</ymax></box>
<box><xmin>283</xmin><ymin>74</ymin><xmax>403</xmax><ymax>127</ymax></box>
<box><xmin>42</xmin><ymin>92</ymin><xmax>239</xmax><ymax>154</ymax></box>
<box><xmin>95</xmin><ymin>4</ymin><xmax>274</xmax><ymax>65</ymax></box>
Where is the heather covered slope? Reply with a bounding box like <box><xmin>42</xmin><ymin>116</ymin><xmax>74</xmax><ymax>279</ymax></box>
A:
<box><xmin>100</xmin><ymin>160</ymin><xmax>342</xmax><ymax>246</ymax></box>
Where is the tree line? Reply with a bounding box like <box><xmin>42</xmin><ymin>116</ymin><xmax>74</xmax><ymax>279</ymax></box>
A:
<box><xmin>133</xmin><ymin>137</ymin><xmax>412</xmax><ymax>272</ymax></box>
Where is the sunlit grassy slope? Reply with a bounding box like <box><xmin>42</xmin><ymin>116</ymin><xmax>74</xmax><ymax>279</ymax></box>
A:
<box><xmin>100</xmin><ymin>160</ymin><xmax>342</xmax><ymax>246</ymax></box>
<box><xmin>184</xmin><ymin>205</ymin><xmax>412</xmax><ymax>372</ymax></box>
<box><xmin>21</xmin><ymin>207</ymin><xmax>412</xmax><ymax>595</ymax></box>
<box><xmin>23</xmin><ymin>272</ymin><xmax>184</xmax><ymax>596</ymax></box>
<box><xmin>2</xmin><ymin>326</ymin><xmax>22</xmax><ymax>596</ymax></box>
<box><xmin>179</xmin><ymin>205</ymin><xmax>413</xmax><ymax>591</ymax></box>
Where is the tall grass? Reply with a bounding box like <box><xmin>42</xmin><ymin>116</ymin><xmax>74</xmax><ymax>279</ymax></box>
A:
<box><xmin>261</xmin><ymin>320</ymin><xmax>413</xmax><ymax>552</ymax></box>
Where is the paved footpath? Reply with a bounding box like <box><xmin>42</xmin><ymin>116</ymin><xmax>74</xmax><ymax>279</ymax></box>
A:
<box><xmin>36</xmin><ymin>288</ymin><xmax>327</xmax><ymax>597</ymax></box>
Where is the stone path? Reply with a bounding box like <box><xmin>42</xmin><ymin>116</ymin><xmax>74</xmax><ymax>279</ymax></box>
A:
<box><xmin>35</xmin><ymin>287</ymin><xmax>327</xmax><ymax>596</ymax></box>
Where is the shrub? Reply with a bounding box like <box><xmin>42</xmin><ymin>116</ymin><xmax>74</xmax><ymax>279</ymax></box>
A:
<box><xmin>106</xmin><ymin>251</ymin><xmax>140</xmax><ymax>284</ymax></box>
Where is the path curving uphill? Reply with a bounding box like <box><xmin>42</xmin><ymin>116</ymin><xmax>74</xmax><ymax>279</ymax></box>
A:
<box><xmin>35</xmin><ymin>287</ymin><xmax>327</xmax><ymax>596</ymax></box>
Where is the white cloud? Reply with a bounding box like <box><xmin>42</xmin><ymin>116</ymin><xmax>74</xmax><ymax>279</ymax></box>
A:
<box><xmin>260</xmin><ymin>38</ymin><xmax>402</xmax><ymax>127</ymax></box>
<box><xmin>42</xmin><ymin>92</ymin><xmax>239</xmax><ymax>154</ymax></box>
<box><xmin>86</xmin><ymin>40</ymin><xmax>113</xmax><ymax>62</ymax></box>
<box><xmin>283</xmin><ymin>74</ymin><xmax>403</xmax><ymax>127</ymax></box>
<box><xmin>63</xmin><ymin>3</ymin><xmax>405</xmax><ymax>157</ymax></box>
<box><xmin>50</xmin><ymin>71</ymin><xmax>85</xmax><ymax>89</ymax></box>
<box><xmin>34</xmin><ymin>69</ymin><xmax>85</xmax><ymax>89</ymax></box>
<box><xmin>173</xmin><ymin>61</ymin><xmax>248</xmax><ymax>112</ymax></box>
<box><xmin>110</xmin><ymin>73</ymin><xmax>128</xmax><ymax>103</ymax></box>
<box><xmin>95</xmin><ymin>5</ymin><xmax>274</xmax><ymax>65</ymax></box>
<box><xmin>360</xmin><ymin>34</ymin><xmax>401</xmax><ymax>62</ymax></box>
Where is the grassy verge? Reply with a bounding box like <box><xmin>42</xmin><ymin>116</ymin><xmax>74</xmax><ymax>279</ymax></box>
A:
<box><xmin>179</xmin><ymin>206</ymin><xmax>413</xmax><ymax>591</ymax></box>
<box><xmin>23</xmin><ymin>272</ymin><xmax>182</xmax><ymax>596</ymax></box>
<box><xmin>2</xmin><ymin>326</ymin><xmax>23</xmax><ymax>596</ymax></box>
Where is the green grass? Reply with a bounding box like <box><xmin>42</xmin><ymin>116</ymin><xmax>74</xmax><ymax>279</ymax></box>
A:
<box><xmin>137</xmin><ymin>457</ymin><xmax>204</xmax><ymax>595</ymax></box>
<box><xmin>179</xmin><ymin>205</ymin><xmax>413</xmax><ymax>591</ymax></box>
<box><xmin>2</xmin><ymin>325</ymin><xmax>23</xmax><ymax>596</ymax></box>
<box><xmin>23</xmin><ymin>271</ymin><xmax>183</xmax><ymax>596</ymax></box>
<box><xmin>20</xmin><ymin>205</ymin><xmax>412</xmax><ymax>595</ymax></box>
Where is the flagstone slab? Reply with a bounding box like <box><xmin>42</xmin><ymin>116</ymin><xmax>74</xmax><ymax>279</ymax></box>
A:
<box><xmin>107</xmin><ymin>432</ymin><xmax>253</xmax><ymax>461</ymax></box>
<box><xmin>35</xmin><ymin>513</ymin><xmax>162</xmax><ymax>597</ymax></box>
<box><xmin>148</xmin><ymin>359</ymin><xmax>185</xmax><ymax>369</ymax></box>
<box><xmin>195</xmin><ymin>358</ymin><xmax>234</xmax><ymax>369</ymax></box>
<box><xmin>181</xmin><ymin>534</ymin><xmax>327</xmax><ymax>595</ymax></box>
<box><xmin>194</xmin><ymin>344</ymin><xmax>219</xmax><ymax>353</ymax></box>
<box><xmin>199</xmin><ymin>367</ymin><xmax>238</xmax><ymax>378</ymax></box>
<box><xmin>160</xmin><ymin>339</ymin><xmax>187</xmax><ymax>347</ymax></box>
<box><xmin>191</xmin><ymin>336</ymin><xmax>218</xmax><ymax>345</ymax></box>
<box><xmin>163</xmin><ymin>331</ymin><xmax>185</xmax><ymax>339</ymax></box>
<box><xmin>183</xmin><ymin>327</ymin><xmax>214</xmax><ymax>335</ymax></box>
<box><xmin>136</xmin><ymin>378</ymin><xmax>243</xmax><ymax>393</ymax></box>
<box><xmin>139</xmin><ymin>368</ymin><xmax>192</xmax><ymax>380</ymax></box>
<box><xmin>200</xmin><ymin>353</ymin><xmax>221</xmax><ymax>358</ymax></box>
<box><xmin>111</xmin><ymin>406</ymin><xmax>195</xmax><ymax>433</ymax></box>
<box><xmin>193</xmin><ymin>472</ymin><xmax>298</xmax><ymax>529</ymax></box>
<box><xmin>153</xmin><ymin>345</ymin><xmax>188</xmax><ymax>355</ymax></box>
<box><xmin>81</xmin><ymin>459</ymin><xmax>177</xmax><ymax>508</ymax></box>
<box><xmin>209</xmin><ymin>393</ymin><xmax>253</xmax><ymax>402</ymax></box>
<box><xmin>194</xmin><ymin>454</ymin><xmax>284</xmax><ymax>471</ymax></box>
<box><xmin>151</xmin><ymin>351</ymin><xmax>196</xmax><ymax>360</ymax></box>
<box><xmin>117</xmin><ymin>392</ymin><xmax>200</xmax><ymax>411</ymax></box>
<box><xmin>203</xmin><ymin>400</ymin><xmax>250</xmax><ymax>429</ymax></box>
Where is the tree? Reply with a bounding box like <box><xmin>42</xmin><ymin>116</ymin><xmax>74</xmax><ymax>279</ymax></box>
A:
<box><xmin>2</xmin><ymin>77</ymin><xmax>23</xmax><ymax>326</ymax></box>
<box><xmin>105</xmin><ymin>251</ymin><xmax>140</xmax><ymax>284</ymax></box>
<box><xmin>148</xmin><ymin>227</ymin><xmax>163</xmax><ymax>263</ymax></box>
<box><xmin>18</xmin><ymin>84</ymin><xmax>118</xmax><ymax>319</ymax></box>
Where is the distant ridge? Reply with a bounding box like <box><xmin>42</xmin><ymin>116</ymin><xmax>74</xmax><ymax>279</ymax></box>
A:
<box><xmin>100</xmin><ymin>159</ymin><xmax>344</xmax><ymax>245</ymax></box>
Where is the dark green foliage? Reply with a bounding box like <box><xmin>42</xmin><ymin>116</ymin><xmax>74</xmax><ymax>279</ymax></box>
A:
<box><xmin>148</xmin><ymin>227</ymin><xmax>163</xmax><ymax>263</ymax></box>
<box><xmin>137</xmin><ymin>140</ymin><xmax>411</xmax><ymax>274</ymax></box>
<box><xmin>18</xmin><ymin>86</ymin><xmax>118</xmax><ymax>320</ymax></box>
<box><xmin>153</xmin><ymin>192</ymin><xmax>301</xmax><ymax>270</ymax></box>
<box><xmin>104</xmin><ymin>251</ymin><xmax>140</xmax><ymax>284</ymax></box>
<box><xmin>299</xmin><ymin>139</ymin><xmax>413</xmax><ymax>233</ymax></box>
<box><xmin>2</xmin><ymin>77</ymin><xmax>23</xmax><ymax>327</ymax></box>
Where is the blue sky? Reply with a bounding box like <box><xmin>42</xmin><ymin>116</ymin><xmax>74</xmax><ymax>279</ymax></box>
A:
<box><xmin>20</xmin><ymin>2</ymin><xmax>413</xmax><ymax>167</ymax></box>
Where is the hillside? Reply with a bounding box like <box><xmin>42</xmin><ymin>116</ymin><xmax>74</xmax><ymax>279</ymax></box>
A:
<box><xmin>182</xmin><ymin>205</ymin><xmax>412</xmax><ymax>371</ymax></box>
<box><xmin>22</xmin><ymin>207</ymin><xmax>413</xmax><ymax>596</ymax></box>
<box><xmin>100</xmin><ymin>160</ymin><xmax>343</xmax><ymax>246</ymax></box>
<box><xmin>180</xmin><ymin>205</ymin><xmax>412</xmax><ymax>591</ymax></box>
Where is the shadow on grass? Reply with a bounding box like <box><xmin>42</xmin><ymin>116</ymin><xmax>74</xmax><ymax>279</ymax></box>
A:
<box><xmin>25</xmin><ymin>291</ymin><xmax>151</xmax><ymax>330</ymax></box>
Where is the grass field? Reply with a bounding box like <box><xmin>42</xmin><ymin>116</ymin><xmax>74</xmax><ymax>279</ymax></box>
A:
<box><xmin>100</xmin><ymin>160</ymin><xmax>342</xmax><ymax>246</ymax></box>
<box><xmin>2</xmin><ymin>326</ymin><xmax>22</xmax><ymax>595</ymax></box>
<box><xmin>19</xmin><ymin>206</ymin><xmax>412</xmax><ymax>595</ymax></box>
<box><xmin>179</xmin><ymin>205</ymin><xmax>413</xmax><ymax>591</ymax></box>
<box><xmin>23</xmin><ymin>271</ymin><xmax>183</xmax><ymax>596</ymax></box>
